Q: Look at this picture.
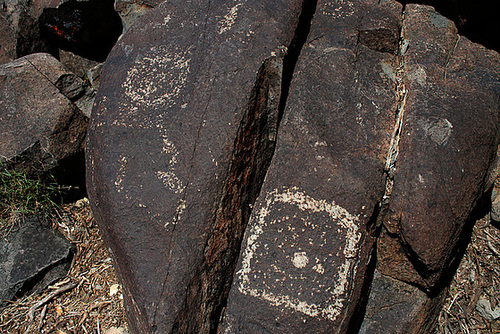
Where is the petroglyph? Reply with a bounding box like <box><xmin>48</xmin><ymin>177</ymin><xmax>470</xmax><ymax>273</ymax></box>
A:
<box><xmin>237</xmin><ymin>187</ymin><xmax>361</xmax><ymax>321</ymax></box>
<box><xmin>321</xmin><ymin>0</ymin><xmax>355</xmax><ymax>19</ymax></box>
<box><xmin>123</xmin><ymin>45</ymin><xmax>191</xmax><ymax>108</ymax></box>
<box><xmin>114</xmin><ymin>156</ymin><xmax>128</xmax><ymax>193</ymax></box>
<box><xmin>218</xmin><ymin>3</ymin><xmax>242</xmax><ymax>34</ymax></box>
<box><xmin>155</xmin><ymin>136</ymin><xmax>185</xmax><ymax>194</ymax></box>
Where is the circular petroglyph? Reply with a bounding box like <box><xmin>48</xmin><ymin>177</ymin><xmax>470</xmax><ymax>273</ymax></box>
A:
<box><xmin>321</xmin><ymin>0</ymin><xmax>355</xmax><ymax>19</ymax></box>
<box><xmin>292</xmin><ymin>252</ymin><xmax>309</xmax><ymax>269</ymax></box>
<box><xmin>237</xmin><ymin>186</ymin><xmax>361</xmax><ymax>322</ymax></box>
<box><xmin>123</xmin><ymin>45</ymin><xmax>191</xmax><ymax>109</ymax></box>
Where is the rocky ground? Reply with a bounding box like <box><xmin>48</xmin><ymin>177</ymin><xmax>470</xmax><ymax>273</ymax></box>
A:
<box><xmin>0</xmin><ymin>0</ymin><xmax>499</xmax><ymax>333</ymax></box>
<box><xmin>0</xmin><ymin>197</ymin><xmax>499</xmax><ymax>333</ymax></box>
<box><xmin>0</xmin><ymin>199</ymin><xmax>128</xmax><ymax>334</ymax></box>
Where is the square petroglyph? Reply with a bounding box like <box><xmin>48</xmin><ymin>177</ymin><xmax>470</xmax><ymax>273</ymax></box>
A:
<box><xmin>237</xmin><ymin>186</ymin><xmax>361</xmax><ymax>322</ymax></box>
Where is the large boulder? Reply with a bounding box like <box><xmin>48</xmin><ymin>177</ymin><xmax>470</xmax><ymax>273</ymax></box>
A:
<box><xmin>87</xmin><ymin>0</ymin><xmax>304</xmax><ymax>332</ymax></box>
<box><xmin>377</xmin><ymin>4</ymin><xmax>500</xmax><ymax>290</ymax></box>
<box><xmin>0</xmin><ymin>53</ymin><xmax>89</xmax><ymax>177</ymax></box>
<box><xmin>86</xmin><ymin>0</ymin><xmax>500</xmax><ymax>333</ymax></box>
<box><xmin>221</xmin><ymin>0</ymin><xmax>401</xmax><ymax>332</ymax></box>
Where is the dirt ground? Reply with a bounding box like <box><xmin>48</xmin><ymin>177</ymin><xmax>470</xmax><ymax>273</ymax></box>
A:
<box><xmin>1</xmin><ymin>197</ymin><xmax>499</xmax><ymax>333</ymax></box>
<box><xmin>0</xmin><ymin>198</ymin><xmax>127</xmax><ymax>333</ymax></box>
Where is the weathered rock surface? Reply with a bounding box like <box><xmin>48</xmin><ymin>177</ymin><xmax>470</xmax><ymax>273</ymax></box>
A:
<box><xmin>0</xmin><ymin>0</ymin><xmax>121</xmax><ymax>66</ymax></box>
<box><xmin>221</xmin><ymin>0</ymin><xmax>402</xmax><ymax>332</ymax></box>
<box><xmin>87</xmin><ymin>0</ymin><xmax>304</xmax><ymax>332</ymax></box>
<box><xmin>378</xmin><ymin>4</ymin><xmax>500</xmax><ymax>290</ymax></box>
<box><xmin>0</xmin><ymin>216</ymin><xmax>74</xmax><ymax>307</ymax></box>
<box><xmin>0</xmin><ymin>0</ymin><xmax>63</xmax><ymax>60</ymax></box>
<box><xmin>86</xmin><ymin>1</ymin><xmax>500</xmax><ymax>333</ymax></box>
<box><xmin>0</xmin><ymin>53</ymin><xmax>89</xmax><ymax>177</ymax></box>
<box><xmin>0</xmin><ymin>12</ymin><xmax>16</xmax><ymax>64</ymax></box>
<box><xmin>358</xmin><ymin>270</ymin><xmax>445</xmax><ymax>334</ymax></box>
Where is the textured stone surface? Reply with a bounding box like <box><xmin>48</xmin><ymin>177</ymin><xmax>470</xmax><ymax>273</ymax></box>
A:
<box><xmin>379</xmin><ymin>4</ymin><xmax>500</xmax><ymax>290</ymax></box>
<box><xmin>220</xmin><ymin>0</ymin><xmax>401</xmax><ymax>332</ymax></box>
<box><xmin>0</xmin><ymin>53</ymin><xmax>88</xmax><ymax>176</ymax></box>
<box><xmin>359</xmin><ymin>270</ymin><xmax>445</xmax><ymax>334</ymax></box>
<box><xmin>86</xmin><ymin>0</ymin><xmax>303</xmax><ymax>332</ymax></box>
<box><xmin>0</xmin><ymin>12</ymin><xmax>16</xmax><ymax>65</ymax></box>
<box><xmin>0</xmin><ymin>217</ymin><xmax>74</xmax><ymax>307</ymax></box>
<box><xmin>86</xmin><ymin>1</ymin><xmax>500</xmax><ymax>333</ymax></box>
<box><xmin>0</xmin><ymin>0</ymin><xmax>61</xmax><ymax>58</ymax></box>
<box><xmin>114</xmin><ymin>0</ymin><xmax>157</xmax><ymax>32</ymax></box>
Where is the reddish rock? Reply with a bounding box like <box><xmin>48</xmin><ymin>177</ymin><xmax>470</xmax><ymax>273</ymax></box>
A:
<box><xmin>86</xmin><ymin>1</ymin><xmax>304</xmax><ymax>332</ymax></box>
<box><xmin>0</xmin><ymin>53</ymin><xmax>88</xmax><ymax>176</ymax></box>
<box><xmin>220</xmin><ymin>0</ymin><xmax>401</xmax><ymax>332</ymax></box>
<box><xmin>378</xmin><ymin>4</ymin><xmax>500</xmax><ymax>289</ymax></box>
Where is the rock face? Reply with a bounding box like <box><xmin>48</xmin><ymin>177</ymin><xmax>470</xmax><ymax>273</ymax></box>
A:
<box><xmin>87</xmin><ymin>0</ymin><xmax>303</xmax><ymax>332</ymax></box>
<box><xmin>0</xmin><ymin>0</ymin><xmax>121</xmax><ymax>76</ymax></box>
<box><xmin>0</xmin><ymin>53</ymin><xmax>89</xmax><ymax>177</ymax></box>
<box><xmin>358</xmin><ymin>270</ymin><xmax>446</xmax><ymax>334</ymax></box>
<box><xmin>86</xmin><ymin>1</ymin><xmax>500</xmax><ymax>333</ymax></box>
<box><xmin>0</xmin><ymin>12</ymin><xmax>16</xmax><ymax>64</ymax></box>
<box><xmin>0</xmin><ymin>0</ymin><xmax>64</xmax><ymax>62</ymax></box>
<box><xmin>378</xmin><ymin>4</ymin><xmax>500</xmax><ymax>290</ymax></box>
<box><xmin>114</xmin><ymin>0</ymin><xmax>161</xmax><ymax>32</ymax></box>
<box><xmin>221</xmin><ymin>0</ymin><xmax>401</xmax><ymax>332</ymax></box>
<box><xmin>0</xmin><ymin>216</ymin><xmax>75</xmax><ymax>307</ymax></box>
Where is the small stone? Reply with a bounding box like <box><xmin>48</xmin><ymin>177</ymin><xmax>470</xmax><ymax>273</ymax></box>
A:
<box><xmin>476</xmin><ymin>298</ymin><xmax>500</xmax><ymax>320</ymax></box>
<box><xmin>103</xmin><ymin>327</ymin><xmax>128</xmax><ymax>334</ymax></box>
<box><xmin>109</xmin><ymin>284</ymin><xmax>120</xmax><ymax>296</ymax></box>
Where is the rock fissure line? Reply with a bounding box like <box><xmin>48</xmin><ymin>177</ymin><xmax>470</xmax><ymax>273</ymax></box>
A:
<box><xmin>151</xmin><ymin>2</ymin><xmax>219</xmax><ymax>328</ymax></box>
<box><xmin>379</xmin><ymin>8</ymin><xmax>408</xmax><ymax>227</ymax></box>
<box><xmin>171</xmin><ymin>1</ymin><xmax>318</xmax><ymax>333</ymax></box>
<box><xmin>377</xmin><ymin>7</ymin><xmax>438</xmax><ymax>288</ymax></box>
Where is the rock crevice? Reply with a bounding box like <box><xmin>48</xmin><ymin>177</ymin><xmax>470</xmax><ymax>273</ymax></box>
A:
<box><xmin>172</xmin><ymin>2</ymin><xmax>319</xmax><ymax>332</ymax></box>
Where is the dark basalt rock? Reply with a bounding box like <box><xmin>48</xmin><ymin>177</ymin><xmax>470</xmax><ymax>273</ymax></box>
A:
<box><xmin>86</xmin><ymin>0</ymin><xmax>500</xmax><ymax>333</ymax></box>
<box><xmin>358</xmin><ymin>270</ymin><xmax>446</xmax><ymax>334</ymax></box>
<box><xmin>221</xmin><ymin>0</ymin><xmax>401</xmax><ymax>332</ymax></box>
<box><xmin>0</xmin><ymin>216</ymin><xmax>75</xmax><ymax>308</ymax></box>
<box><xmin>0</xmin><ymin>53</ymin><xmax>89</xmax><ymax>178</ymax></box>
<box><xmin>0</xmin><ymin>12</ymin><xmax>16</xmax><ymax>64</ymax></box>
<box><xmin>86</xmin><ymin>0</ymin><xmax>304</xmax><ymax>332</ymax></box>
<box><xmin>39</xmin><ymin>0</ymin><xmax>122</xmax><ymax>62</ymax></box>
<box><xmin>378</xmin><ymin>4</ymin><xmax>500</xmax><ymax>290</ymax></box>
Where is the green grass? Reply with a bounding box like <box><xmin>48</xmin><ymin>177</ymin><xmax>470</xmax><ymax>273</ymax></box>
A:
<box><xmin>0</xmin><ymin>166</ymin><xmax>66</xmax><ymax>237</ymax></box>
